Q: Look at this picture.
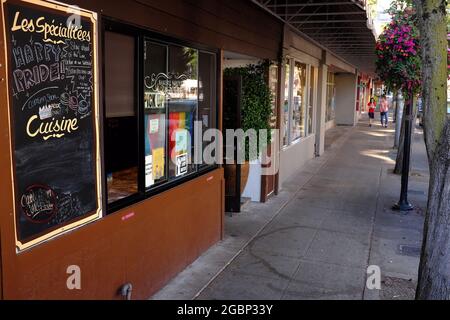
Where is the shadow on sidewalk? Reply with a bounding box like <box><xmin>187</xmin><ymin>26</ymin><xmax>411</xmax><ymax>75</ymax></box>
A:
<box><xmin>151</xmin><ymin>119</ymin><xmax>428</xmax><ymax>300</ymax></box>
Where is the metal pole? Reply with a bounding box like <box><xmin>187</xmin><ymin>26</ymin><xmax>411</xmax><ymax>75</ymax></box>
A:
<box><xmin>394</xmin><ymin>92</ymin><xmax>403</xmax><ymax>148</ymax></box>
<box><xmin>393</xmin><ymin>90</ymin><xmax>414</xmax><ymax>212</ymax></box>
<box><xmin>393</xmin><ymin>92</ymin><xmax>397</xmax><ymax>123</ymax></box>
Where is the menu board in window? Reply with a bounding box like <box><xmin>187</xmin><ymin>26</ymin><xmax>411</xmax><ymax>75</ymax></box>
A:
<box><xmin>1</xmin><ymin>0</ymin><xmax>102</xmax><ymax>250</ymax></box>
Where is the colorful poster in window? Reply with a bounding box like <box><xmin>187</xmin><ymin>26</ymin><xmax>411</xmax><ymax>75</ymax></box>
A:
<box><xmin>2</xmin><ymin>0</ymin><xmax>102</xmax><ymax>250</ymax></box>
<box><xmin>145</xmin><ymin>113</ymin><xmax>165</xmax><ymax>186</ymax></box>
<box><xmin>152</xmin><ymin>147</ymin><xmax>165</xmax><ymax>180</ymax></box>
<box><xmin>169</xmin><ymin>111</ymin><xmax>193</xmax><ymax>155</ymax></box>
<box><xmin>169</xmin><ymin>110</ymin><xmax>194</xmax><ymax>178</ymax></box>
<box><xmin>175</xmin><ymin>129</ymin><xmax>188</xmax><ymax>153</ymax></box>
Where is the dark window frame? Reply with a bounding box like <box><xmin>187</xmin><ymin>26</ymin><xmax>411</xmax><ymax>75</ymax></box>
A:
<box><xmin>102</xmin><ymin>18</ymin><xmax>220</xmax><ymax>214</ymax></box>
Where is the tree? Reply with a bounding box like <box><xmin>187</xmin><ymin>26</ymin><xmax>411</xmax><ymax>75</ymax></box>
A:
<box><xmin>414</xmin><ymin>0</ymin><xmax>450</xmax><ymax>299</ymax></box>
<box><xmin>375</xmin><ymin>1</ymin><xmax>421</xmax><ymax>93</ymax></box>
<box><xmin>375</xmin><ymin>0</ymin><xmax>422</xmax><ymax>174</ymax></box>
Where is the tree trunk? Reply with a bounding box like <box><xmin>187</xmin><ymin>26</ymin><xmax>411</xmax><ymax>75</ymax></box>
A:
<box><xmin>415</xmin><ymin>0</ymin><xmax>450</xmax><ymax>300</ymax></box>
<box><xmin>417</xmin><ymin>124</ymin><xmax>450</xmax><ymax>299</ymax></box>
<box><xmin>394</xmin><ymin>97</ymin><xmax>418</xmax><ymax>174</ymax></box>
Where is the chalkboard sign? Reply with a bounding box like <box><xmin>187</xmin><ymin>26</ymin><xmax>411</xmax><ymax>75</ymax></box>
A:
<box><xmin>2</xmin><ymin>0</ymin><xmax>102</xmax><ymax>250</ymax></box>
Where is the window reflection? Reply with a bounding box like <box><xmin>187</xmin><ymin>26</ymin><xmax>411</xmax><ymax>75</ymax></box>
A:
<box><xmin>326</xmin><ymin>72</ymin><xmax>336</xmax><ymax>122</ymax></box>
<box><xmin>283</xmin><ymin>61</ymin><xmax>290</xmax><ymax>146</ymax></box>
<box><xmin>168</xmin><ymin>46</ymin><xmax>198</xmax><ymax>179</ymax></box>
<box><xmin>144</xmin><ymin>42</ymin><xmax>168</xmax><ymax>188</ymax></box>
<box><xmin>308</xmin><ymin>66</ymin><xmax>316</xmax><ymax>135</ymax></box>
<box><xmin>104</xmin><ymin>31</ymin><xmax>138</xmax><ymax>204</ymax></box>
<box><xmin>292</xmin><ymin>62</ymin><xmax>306</xmax><ymax>141</ymax></box>
<box><xmin>198</xmin><ymin>52</ymin><xmax>217</xmax><ymax>166</ymax></box>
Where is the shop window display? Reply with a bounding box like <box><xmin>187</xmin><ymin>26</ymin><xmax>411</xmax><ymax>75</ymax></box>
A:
<box><xmin>104</xmin><ymin>22</ymin><xmax>217</xmax><ymax>210</ymax></box>
<box><xmin>282</xmin><ymin>58</ymin><xmax>316</xmax><ymax>146</ymax></box>
<box><xmin>326</xmin><ymin>72</ymin><xmax>336</xmax><ymax>122</ymax></box>
<box><xmin>167</xmin><ymin>45</ymin><xmax>198</xmax><ymax>179</ymax></box>
<box><xmin>198</xmin><ymin>52</ymin><xmax>217</xmax><ymax>166</ymax></box>
<box><xmin>104</xmin><ymin>31</ymin><xmax>138</xmax><ymax>204</ymax></box>
<box><xmin>307</xmin><ymin>67</ymin><xmax>316</xmax><ymax>135</ymax></box>
<box><xmin>283</xmin><ymin>61</ymin><xmax>291</xmax><ymax>146</ymax></box>
<box><xmin>291</xmin><ymin>62</ymin><xmax>307</xmax><ymax>141</ymax></box>
<box><xmin>144</xmin><ymin>41</ymin><xmax>168</xmax><ymax>187</ymax></box>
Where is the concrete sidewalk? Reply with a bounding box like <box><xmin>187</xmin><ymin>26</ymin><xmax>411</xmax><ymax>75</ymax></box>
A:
<box><xmin>152</xmin><ymin>118</ymin><xmax>428</xmax><ymax>300</ymax></box>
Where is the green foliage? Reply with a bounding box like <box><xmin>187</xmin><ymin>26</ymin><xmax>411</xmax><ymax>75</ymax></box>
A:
<box><xmin>375</xmin><ymin>0</ymin><xmax>422</xmax><ymax>98</ymax></box>
<box><xmin>224</xmin><ymin>61</ymin><xmax>273</xmax><ymax>161</ymax></box>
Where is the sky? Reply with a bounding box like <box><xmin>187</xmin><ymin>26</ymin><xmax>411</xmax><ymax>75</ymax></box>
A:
<box><xmin>373</xmin><ymin>0</ymin><xmax>393</xmax><ymax>36</ymax></box>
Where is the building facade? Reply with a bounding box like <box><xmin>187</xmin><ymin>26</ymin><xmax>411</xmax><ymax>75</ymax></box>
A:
<box><xmin>0</xmin><ymin>0</ymin><xmax>375</xmax><ymax>299</ymax></box>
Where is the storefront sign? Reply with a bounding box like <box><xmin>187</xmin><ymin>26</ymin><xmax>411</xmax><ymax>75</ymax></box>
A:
<box><xmin>144</xmin><ymin>72</ymin><xmax>188</xmax><ymax>93</ymax></box>
<box><xmin>2</xmin><ymin>0</ymin><xmax>102</xmax><ymax>250</ymax></box>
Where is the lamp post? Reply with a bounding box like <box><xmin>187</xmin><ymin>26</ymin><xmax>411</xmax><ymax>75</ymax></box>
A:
<box><xmin>394</xmin><ymin>91</ymin><xmax>404</xmax><ymax>148</ymax></box>
<box><xmin>393</xmin><ymin>88</ymin><xmax>414</xmax><ymax>212</ymax></box>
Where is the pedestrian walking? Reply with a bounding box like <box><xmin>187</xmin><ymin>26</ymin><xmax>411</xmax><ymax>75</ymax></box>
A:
<box><xmin>380</xmin><ymin>95</ymin><xmax>389</xmax><ymax>128</ymax></box>
<box><xmin>368</xmin><ymin>97</ymin><xmax>376</xmax><ymax>127</ymax></box>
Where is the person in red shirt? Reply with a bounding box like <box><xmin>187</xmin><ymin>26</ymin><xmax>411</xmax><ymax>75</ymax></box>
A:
<box><xmin>368</xmin><ymin>97</ymin><xmax>376</xmax><ymax>127</ymax></box>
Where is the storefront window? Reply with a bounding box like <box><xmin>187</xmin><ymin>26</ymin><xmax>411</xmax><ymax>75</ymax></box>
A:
<box><xmin>167</xmin><ymin>45</ymin><xmax>198</xmax><ymax>180</ymax></box>
<box><xmin>198</xmin><ymin>52</ymin><xmax>217</xmax><ymax>166</ymax></box>
<box><xmin>104</xmin><ymin>22</ymin><xmax>218</xmax><ymax>210</ymax></box>
<box><xmin>105</xmin><ymin>31</ymin><xmax>139</xmax><ymax>204</ymax></box>
<box><xmin>307</xmin><ymin>66</ymin><xmax>316</xmax><ymax>135</ymax></box>
<box><xmin>291</xmin><ymin>62</ymin><xmax>307</xmax><ymax>141</ymax></box>
<box><xmin>144</xmin><ymin>41</ymin><xmax>168</xmax><ymax>188</ymax></box>
<box><xmin>326</xmin><ymin>72</ymin><xmax>336</xmax><ymax>122</ymax></box>
<box><xmin>283</xmin><ymin>58</ymin><xmax>314</xmax><ymax>145</ymax></box>
<box><xmin>268</xmin><ymin>65</ymin><xmax>278</xmax><ymax>130</ymax></box>
<box><xmin>283</xmin><ymin>61</ymin><xmax>291</xmax><ymax>146</ymax></box>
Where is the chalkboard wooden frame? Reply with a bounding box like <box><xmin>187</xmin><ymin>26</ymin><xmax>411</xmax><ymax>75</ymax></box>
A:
<box><xmin>1</xmin><ymin>0</ymin><xmax>102</xmax><ymax>251</ymax></box>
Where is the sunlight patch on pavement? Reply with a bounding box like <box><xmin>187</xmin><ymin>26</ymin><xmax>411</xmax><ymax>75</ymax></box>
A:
<box><xmin>360</xmin><ymin>149</ymin><xmax>396</xmax><ymax>164</ymax></box>
<box><xmin>363</xmin><ymin>131</ymin><xmax>391</xmax><ymax>138</ymax></box>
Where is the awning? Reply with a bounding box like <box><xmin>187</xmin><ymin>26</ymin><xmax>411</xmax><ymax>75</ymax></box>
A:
<box><xmin>252</xmin><ymin>0</ymin><xmax>377</xmax><ymax>76</ymax></box>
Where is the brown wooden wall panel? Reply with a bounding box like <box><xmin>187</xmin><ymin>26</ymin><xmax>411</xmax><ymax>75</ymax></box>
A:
<box><xmin>283</xmin><ymin>26</ymin><xmax>323</xmax><ymax>61</ymax></box>
<box><xmin>0</xmin><ymin>0</ymin><xmax>276</xmax><ymax>300</ymax></box>
<box><xmin>0</xmin><ymin>2</ymin><xmax>224</xmax><ymax>297</ymax></box>
<box><xmin>71</xmin><ymin>0</ymin><xmax>282</xmax><ymax>59</ymax></box>
<box><xmin>183</xmin><ymin>0</ymin><xmax>282</xmax><ymax>44</ymax></box>
<box><xmin>0</xmin><ymin>168</ymin><xmax>223</xmax><ymax>299</ymax></box>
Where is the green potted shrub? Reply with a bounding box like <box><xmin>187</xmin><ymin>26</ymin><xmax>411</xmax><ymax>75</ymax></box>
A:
<box><xmin>224</xmin><ymin>61</ymin><xmax>273</xmax><ymax>193</ymax></box>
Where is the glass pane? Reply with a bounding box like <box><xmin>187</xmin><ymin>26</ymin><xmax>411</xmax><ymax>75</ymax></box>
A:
<box><xmin>143</xmin><ymin>41</ymin><xmax>168</xmax><ymax>188</ymax></box>
<box><xmin>308</xmin><ymin>66</ymin><xmax>316</xmax><ymax>135</ymax></box>
<box><xmin>104</xmin><ymin>32</ymin><xmax>138</xmax><ymax>204</ymax></box>
<box><xmin>283</xmin><ymin>61</ymin><xmax>290</xmax><ymax>146</ymax></box>
<box><xmin>291</xmin><ymin>62</ymin><xmax>306</xmax><ymax>140</ymax></box>
<box><xmin>326</xmin><ymin>72</ymin><xmax>336</xmax><ymax>122</ymax></box>
<box><xmin>168</xmin><ymin>45</ymin><xmax>198</xmax><ymax>179</ymax></box>
<box><xmin>269</xmin><ymin>65</ymin><xmax>278</xmax><ymax>130</ymax></box>
<box><xmin>198</xmin><ymin>52</ymin><xmax>217</xmax><ymax>166</ymax></box>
